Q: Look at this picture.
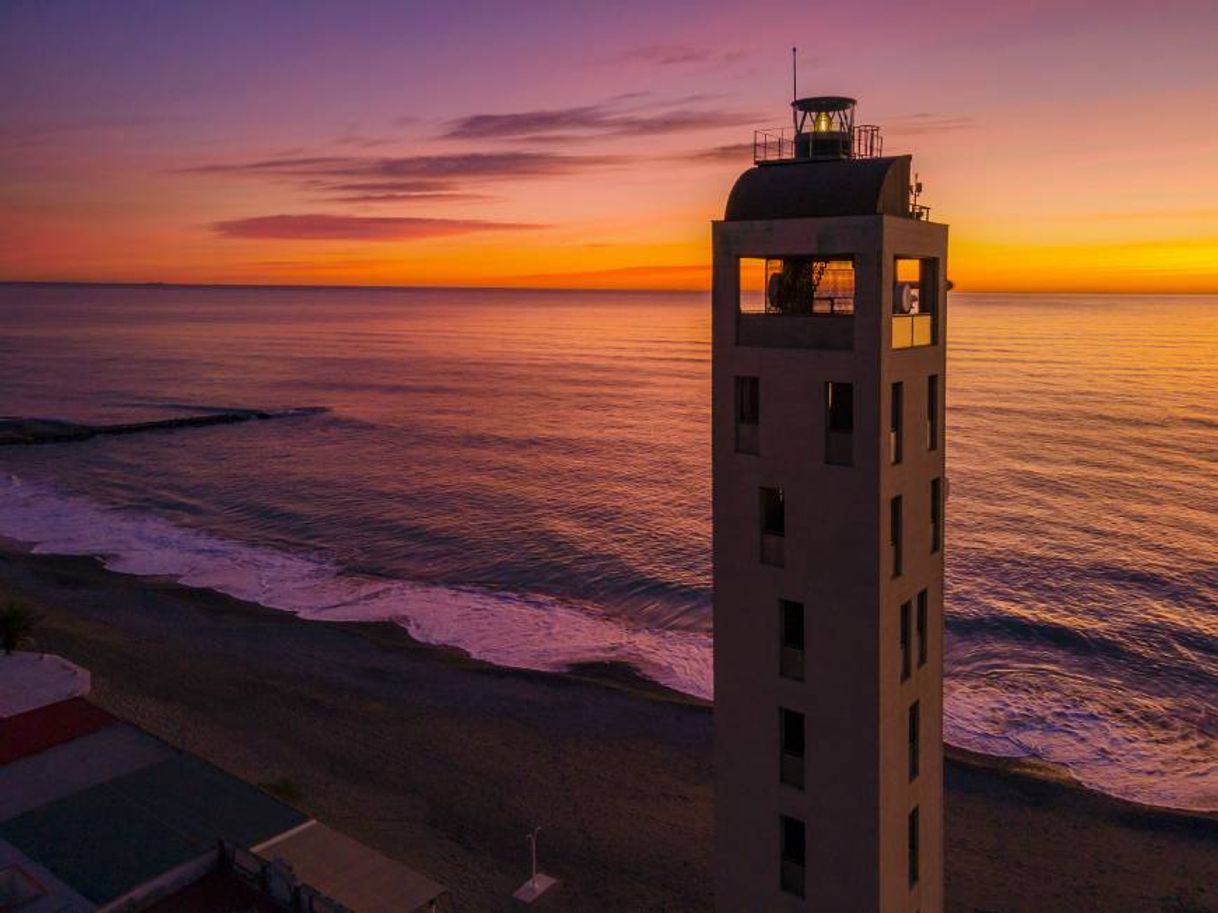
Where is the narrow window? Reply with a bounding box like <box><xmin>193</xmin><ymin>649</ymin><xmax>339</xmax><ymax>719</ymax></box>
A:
<box><xmin>890</xmin><ymin>382</ymin><xmax>903</xmax><ymax>464</ymax></box>
<box><xmin>916</xmin><ymin>590</ymin><xmax>928</xmax><ymax>668</ymax></box>
<box><xmin>780</xmin><ymin>600</ymin><xmax>805</xmax><ymax>681</ymax></box>
<box><xmin>908</xmin><ymin>701</ymin><xmax>920</xmax><ymax>781</ymax></box>
<box><xmin>780</xmin><ymin>816</ymin><xmax>806</xmax><ymax>898</ymax></box>
<box><xmin>930</xmin><ymin>477</ymin><xmax>942</xmax><ymax>553</ymax></box>
<box><xmin>780</xmin><ymin>708</ymin><xmax>805</xmax><ymax>789</ymax></box>
<box><xmin>908</xmin><ymin>807</ymin><xmax>920</xmax><ymax>888</ymax></box>
<box><xmin>760</xmin><ymin>487</ymin><xmax>785</xmax><ymax>567</ymax></box>
<box><xmin>927</xmin><ymin>375</ymin><xmax>939</xmax><ymax>450</ymax></box>
<box><xmin>735</xmin><ymin>376</ymin><xmax>759</xmax><ymax>454</ymax></box>
<box><xmin>890</xmin><ymin>496</ymin><xmax>903</xmax><ymax>577</ymax></box>
<box><xmin>825</xmin><ymin>381</ymin><xmax>854</xmax><ymax>466</ymax></box>
<box><xmin>900</xmin><ymin>600</ymin><xmax>911</xmax><ymax>682</ymax></box>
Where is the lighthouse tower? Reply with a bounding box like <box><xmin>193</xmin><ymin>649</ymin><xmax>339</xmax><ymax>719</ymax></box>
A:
<box><xmin>712</xmin><ymin>96</ymin><xmax>947</xmax><ymax>912</ymax></box>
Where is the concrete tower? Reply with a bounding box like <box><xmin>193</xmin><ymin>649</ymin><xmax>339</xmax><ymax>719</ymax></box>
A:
<box><xmin>712</xmin><ymin>96</ymin><xmax>947</xmax><ymax>912</ymax></box>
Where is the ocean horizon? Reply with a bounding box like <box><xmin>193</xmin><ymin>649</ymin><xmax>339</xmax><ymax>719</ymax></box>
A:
<box><xmin>1</xmin><ymin>283</ymin><xmax>1215</xmax><ymax>811</ymax></box>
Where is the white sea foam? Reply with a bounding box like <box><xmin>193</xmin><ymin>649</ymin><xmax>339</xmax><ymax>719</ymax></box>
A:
<box><xmin>3</xmin><ymin>470</ymin><xmax>1217</xmax><ymax>810</ymax></box>
<box><xmin>0</xmin><ymin>474</ymin><xmax>713</xmax><ymax>699</ymax></box>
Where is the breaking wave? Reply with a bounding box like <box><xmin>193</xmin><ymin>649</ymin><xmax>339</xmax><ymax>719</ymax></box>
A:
<box><xmin>0</xmin><ymin>474</ymin><xmax>712</xmax><ymax>699</ymax></box>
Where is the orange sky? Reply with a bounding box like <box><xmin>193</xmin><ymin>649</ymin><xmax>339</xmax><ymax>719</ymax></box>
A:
<box><xmin>2</xmin><ymin>1</ymin><xmax>1217</xmax><ymax>293</ymax></box>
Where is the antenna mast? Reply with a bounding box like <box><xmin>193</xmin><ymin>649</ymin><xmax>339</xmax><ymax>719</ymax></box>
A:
<box><xmin>791</xmin><ymin>47</ymin><xmax>798</xmax><ymax>130</ymax></box>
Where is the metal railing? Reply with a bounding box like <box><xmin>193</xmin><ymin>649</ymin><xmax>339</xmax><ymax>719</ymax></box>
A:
<box><xmin>753</xmin><ymin>125</ymin><xmax>885</xmax><ymax>163</ymax></box>
<box><xmin>221</xmin><ymin>840</ymin><xmax>354</xmax><ymax>913</ymax></box>
<box><xmin>753</xmin><ymin>128</ymin><xmax>796</xmax><ymax>162</ymax></box>
<box><xmin>853</xmin><ymin>124</ymin><xmax>883</xmax><ymax>158</ymax></box>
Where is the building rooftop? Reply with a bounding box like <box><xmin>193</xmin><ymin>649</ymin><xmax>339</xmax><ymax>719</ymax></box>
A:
<box><xmin>258</xmin><ymin>821</ymin><xmax>449</xmax><ymax>913</ymax></box>
<box><xmin>0</xmin><ymin>655</ymin><xmax>452</xmax><ymax>912</ymax></box>
<box><xmin>0</xmin><ymin>652</ymin><xmax>90</xmax><ymax>718</ymax></box>
<box><xmin>725</xmin><ymin>155</ymin><xmax>912</xmax><ymax>222</ymax></box>
<box><xmin>0</xmin><ymin>754</ymin><xmax>308</xmax><ymax>906</ymax></box>
<box><xmin>0</xmin><ymin>839</ymin><xmax>93</xmax><ymax>913</ymax></box>
<box><xmin>0</xmin><ymin>697</ymin><xmax>115</xmax><ymax>765</ymax></box>
<box><xmin>0</xmin><ymin>718</ymin><xmax>171</xmax><ymax>820</ymax></box>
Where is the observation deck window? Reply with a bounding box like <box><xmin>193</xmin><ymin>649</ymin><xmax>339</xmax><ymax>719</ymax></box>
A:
<box><xmin>737</xmin><ymin>257</ymin><xmax>855</xmax><ymax>350</ymax></box>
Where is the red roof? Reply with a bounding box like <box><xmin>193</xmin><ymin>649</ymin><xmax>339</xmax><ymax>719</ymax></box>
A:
<box><xmin>0</xmin><ymin>698</ymin><xmax>117</xmax><ymax>764</ymax></box>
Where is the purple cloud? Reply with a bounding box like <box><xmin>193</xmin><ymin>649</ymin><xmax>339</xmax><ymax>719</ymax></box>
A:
<box><xmin>441</xmin><ymin>103</ymin><xmax>760</xmax><ymax>141</ymax></box>
<box><xmin>688</xmin><ymin>142</ymin><xmax>754</xmax><ymax>163</ymax></box>
<box><xmin>182</xmin><ymin>150</ymin><xmax>619</xmax><ymax>180</ymax></box>
<box><xmin>182</xmin><ymin>150</ymin><xmax>623</xmax><ymax>204</ymax></box>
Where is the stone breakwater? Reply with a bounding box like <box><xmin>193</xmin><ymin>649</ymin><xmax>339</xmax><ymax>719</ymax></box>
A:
<box><xmin>0</xmin><ymin>407</ymin><xmax>327</xmax><ymax>446</ymax></box>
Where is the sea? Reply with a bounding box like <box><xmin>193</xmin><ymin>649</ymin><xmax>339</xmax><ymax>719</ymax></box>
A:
<box><xmin>1</xmin><ymin>284</ymin><xmax>1215</xmax><ymax>811</ymax></box>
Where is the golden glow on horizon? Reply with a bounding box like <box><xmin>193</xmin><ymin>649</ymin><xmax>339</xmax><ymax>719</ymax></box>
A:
<box><xmin>5</xmin><ymin>6</ymin><xmax>1218</xmax><ymax>295</ymax></box>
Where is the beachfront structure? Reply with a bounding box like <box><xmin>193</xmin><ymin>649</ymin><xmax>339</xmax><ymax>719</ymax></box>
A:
<box><xmin>712</xmin><ymin>96</ymin><xmax>947</xmax><ymax>912</ymax></box>
<box><xmin>0</xmin><ymin>652</ymin><xmax>452</xmax><ymax>913</ymax></box>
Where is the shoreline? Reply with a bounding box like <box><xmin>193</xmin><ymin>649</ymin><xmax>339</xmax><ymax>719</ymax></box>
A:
<box><xmin>0</xmin><ymin>535</ymin><xmax>1202</xmax><ymax>813</ymax></box>
<box><xmin>3</xmin><ymin>542</ymin><xmax>1216</xmax><ymax>910</ymax></box>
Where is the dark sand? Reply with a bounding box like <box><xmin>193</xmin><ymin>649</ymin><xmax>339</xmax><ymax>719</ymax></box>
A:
<box><xmin>2</xmin><ymin>543</ymin><xmax>1215</xmax><ymax>912</ymax></box>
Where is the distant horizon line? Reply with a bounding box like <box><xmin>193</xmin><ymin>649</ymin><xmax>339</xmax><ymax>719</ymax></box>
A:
<box><xmin>2</xmin><ymin>279</ymin><xmax>1216</xmax><ymax>297</ymax></box>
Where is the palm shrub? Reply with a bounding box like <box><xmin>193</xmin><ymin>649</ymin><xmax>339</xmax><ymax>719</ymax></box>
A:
<box><xmin>0</xmin><ymin>602</ymin><xmax>37</xmax><ymax>655</ymax></box>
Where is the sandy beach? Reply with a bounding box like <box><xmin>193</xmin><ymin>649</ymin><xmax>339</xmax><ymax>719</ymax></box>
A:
<box><xmin>2</xmin><ymin>541</ymin><xmax>1215</xmax><ymax>913</ymax></box>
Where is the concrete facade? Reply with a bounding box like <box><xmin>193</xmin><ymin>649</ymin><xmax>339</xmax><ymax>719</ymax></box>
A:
<box><xmin>713</xmin><ymin>207</ymin><xmax>947</xmax><ymax>912</ymax></box>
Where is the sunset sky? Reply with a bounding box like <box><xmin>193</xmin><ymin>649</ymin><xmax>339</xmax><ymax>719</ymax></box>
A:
<box><xmin>3</xmin><ymin>0</ymin><xmax>1217</xmax><ymax>292</ymax></box>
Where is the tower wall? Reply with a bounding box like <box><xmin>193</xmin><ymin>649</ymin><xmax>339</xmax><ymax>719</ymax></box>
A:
<box><xmin>712</xmin><ymin>214</ymin><xmax>947</xmax><ymax>913</ymax></box>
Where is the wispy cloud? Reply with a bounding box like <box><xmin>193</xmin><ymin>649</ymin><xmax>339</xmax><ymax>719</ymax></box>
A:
<box><xmin>441</xmin><ymin>100</ymin><xmax>759</xmax><ymax>142</ymax></box>
<box><xmin>329</xmin><ymin>191</ymin><xmax>492</xmax><ymax>204</ymax></box>
<box><xmin>1</xmin><ymin>115</ymin><xmax>171</xmax><ymax>148</ymax></box>
<box><xmin>183</xmin><ymin>150</ymin><xmax>621</xmax><ymax>204</ymax></box>
<box><xmin>884</xmin><ymin>113</ymin><xmax>977</xmax><ymax>136</ymax></box>
<box><xmin>611</xmin><ymin>45</ymin><xmax>748</xmax><ymax>67</ymax></box>
<box><xmin>211</xmin><ymin>213</ymin><xmax>545</xmax><ymax>241</ymax></box>
<box><xmin>183</xmin><ymin>150</ymin><xmax>618</xmax><ymax>179</ymax></box>
<box><xmin>687</xmin><ymin>141</ymin><xmax>754</xmax><ymax>163</ymax></box>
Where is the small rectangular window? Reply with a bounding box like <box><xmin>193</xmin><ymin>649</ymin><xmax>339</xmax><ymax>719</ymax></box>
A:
<box><xmin>908</xmin><ymin>807</ymin><xmax>920</xmax><ymax>887</ymax></box>
<box><xmin>760</xmin><ymin>487</ymin><xmax>785</xmax><ymax>566</ymax></box>
<box><xmin>900</xmin><ymin>600</ymin><xmax>911</xmax><ymax>682</ymax></box>
<box><xmin>780</xmin><ymin>815</ymin><xmax>806</xmax><ymax>898</ymax></box>
<box><xmin>735</xmin><ymin>376</ymin><xmax>760</xmax><ymax>454</ymax></box>
<box><xmin>761</xmin><ymin>487</ymin><xmax>785</xmax><ymax>536</ymax></box>
<box><xmin>780</xmin><ymin>708</ymin><xmax>805</xmax><ymax>789</ymax></box>
<box><xmin>927</xmin><ymin>375</ymin><xmax>939</xmax><ymax>451</ymax></box>
<box><xmin>916</xmin><ymin>590</ymin><xmax>928</xmax><ymax>668</ymax></box>
<box><xmin>735</xmin><ymin>376</ymin><xmax>760</xmax><ymax>424</ymax></box>
<box><xmin>825</xmin><ymin>381</ymin><xmax>853</xmax><ymax>466</ymax></box>
<box><xmin>780</xmin><ymin>600</ymin><xmax>805</xmax><ymax>681</ymax></box>
<box><xmin>908</xmin><ymin>701</ymin><xmax>920</xmax><ymax>781</ymax></box>
<box><xmin>890</xmin><ymin>382</ymin><xmax>903</xmax><ymax>465</ymax></box>
<box><xmin>930</xmin><ymin>478</ymin><xmax>942</xmax><ymax>553</ymax></box>
<box><xmin>890</xmin><ymin>496</ymin><xmax>903</xmax><ymax>577</ymax></box>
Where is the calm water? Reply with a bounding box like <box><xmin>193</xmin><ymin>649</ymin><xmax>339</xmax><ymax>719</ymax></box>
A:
<box><xmin>1</xmin><ymin>284</ymin><xmax>1216</xmax><ymax>810</ymax></box>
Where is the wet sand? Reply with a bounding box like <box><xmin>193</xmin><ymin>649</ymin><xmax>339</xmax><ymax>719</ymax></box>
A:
<box><xmin>2</xmin><ymin>542</ymin><xmax>1215</xmax><ymax>912</ymax></box>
